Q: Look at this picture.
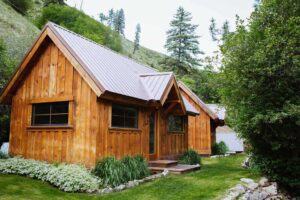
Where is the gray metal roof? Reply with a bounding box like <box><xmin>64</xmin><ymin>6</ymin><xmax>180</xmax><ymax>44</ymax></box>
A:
<box><xmin>48</xmin><ymin>22</ymin><xmax>199</xmax><ymax>114</ymax></box>
<box><xmin>140</xmin><ymin>72</ymin><xmax>173</xmax><ymax>101</ymax></box>
<box><xmin>206</xmin><ymin>104</ymin><xmax>226</xmax><ymax>120</ymax></box>
<box><xmin>181</xmin><ymin>95</ymin><xmax>199</xmax><ymax>115</ymax></box>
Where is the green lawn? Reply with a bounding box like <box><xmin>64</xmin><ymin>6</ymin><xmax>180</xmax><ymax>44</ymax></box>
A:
<box><xmin>0</xmin><ymin>154</ymin><xmax>259</xmax><ymax>200</ymax></box>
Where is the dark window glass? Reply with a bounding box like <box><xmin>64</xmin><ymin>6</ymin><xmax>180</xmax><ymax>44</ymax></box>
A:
<box><xmin>168</xmin><ymin>115</ymin><xmax>185</xmax><ymax>132</ymax></box>
<box><xmin>111</xmin><ymin>104</ymin><xmax>138</xmax><ymax>128</ymax></box>
<box><xmin>149</xmin><ymin>112</ymin><xmax>155</xmax><ymax>154</ymax></box>
<box><xmin>32</xmin><ymin>102</ymin><xmax>69</xmax><ymax>126</ymax></box>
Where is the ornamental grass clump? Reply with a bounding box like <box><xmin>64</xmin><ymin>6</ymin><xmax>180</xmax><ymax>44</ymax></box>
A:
<box><xmin>0</xmin><ymin>157</ymin><xmax>101</xmax><ymax>192</ymax></box>
<box><xmin>179</xmin><ymin>149</ymin><xmax>201</xmax><ymax>165</ymax></box>
<box><xmin>94</xmin><ymin>155</ymin><xmax>150</xmax><ymax>187</ymax></box>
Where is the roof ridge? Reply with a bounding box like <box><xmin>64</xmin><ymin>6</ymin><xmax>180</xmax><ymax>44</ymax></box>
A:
<box><xmin>47</xmin><ymin>22</ymin><xmax>158</xmax><ymax>73</ymax></box>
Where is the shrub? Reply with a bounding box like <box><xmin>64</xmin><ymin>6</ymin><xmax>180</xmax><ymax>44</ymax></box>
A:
<box><xmin>0</xmin><ymin>157</ymin><xmax>101</xmax><ymax>192</ymax></box>
<box><xmin>179</xmin><ymin>149</ymin><xmax>201</xmax><ymax>165</ymax></box>
<box><xmin>94</xmin><ymin>155</ymin><xmax>150</xmax><ymax>187</ymax></box>
<box><xmin>6</xmin><ymin>0</ymin><xmax>33</xmax><ymax>14</ymax></box>
<box><xmin>212</xmin><ymin>141</ymin><xmax>229</xmax><ymax>155</ymax></box>
<box><xmin>36</xmin><ymin>4</ymin><xmax>122</xmax><ymax>52</ymax></box>
<box><xmin>94</xmin><ymin>157</ymin><xmax>125</xmax><ymax>187</ymax></box>
<box><xmin>0</xmin><ymin>151</ymin><xmax>9</xmax><ymax>159</ymax></box>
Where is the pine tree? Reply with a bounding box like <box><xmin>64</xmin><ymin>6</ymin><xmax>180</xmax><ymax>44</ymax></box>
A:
<box><xmin>99</xmin><ymin>13</ymin><xmax>107</xmax><ymax>23</ymax></box>
<box><xmin>133</xmin><ymin>24</ymin><xmax>141</xmax><ymax>54</ymax></box>
<box><xmin>164</xmin><ymin>6</ymin><xmax>201</xmax><ymax>74</ymax></box>
<box><xmin>113</xmin><ymin>9</ymin><xmax>125</xmax><ymax>35</ymax></box>
<box><xmin>107</xmin><ymin>9</ymin><xmax>114</xmax><ymax>28</ymax></box>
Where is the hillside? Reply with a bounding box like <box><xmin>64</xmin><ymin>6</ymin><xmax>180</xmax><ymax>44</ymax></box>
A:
<box><xmin>0</xmin><ymin>0</ymin><xmax>166</xmax><ymax>71</ymax></box>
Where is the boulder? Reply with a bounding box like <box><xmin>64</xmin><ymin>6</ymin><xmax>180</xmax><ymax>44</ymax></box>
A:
<box><xmin>259</xmin><ymin>177</ymin><xmax>269</xmax><ymax>187</ymax></box>
<box><xmin>262</xmin><ymin>183</ymin><xmax>278</xmax><ymax>196</ymax></box>
<box><xmin>241</xmin><ymin>178</ymin><xmax>255</xmax><ymax>184</ymax></box>
<box><xmin>114</xmin><ymin>184</ymin><xmax>126</xmax><ymax>192</ymax></box>
<box><xmin>246</xmin><ymin>182</ymin><xmax>259</xmax><ymax>190</ymax></box>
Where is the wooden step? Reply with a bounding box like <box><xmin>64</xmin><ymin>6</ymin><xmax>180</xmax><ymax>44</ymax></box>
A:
<box><xmin>148</xmin><ymin>160</ymin><xmax>178</xmax><ymax>168</ymax></box>
<box><xmin>149</xmin><ymin>164</ymin><xmax>201</xmax><ymax>174</ymax></box>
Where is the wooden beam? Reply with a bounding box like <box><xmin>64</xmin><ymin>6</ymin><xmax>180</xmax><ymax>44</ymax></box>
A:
<box><xmin>29</xmin><ymin>95</ymin><xmax>74</xmax><ymax>104</ymax></box>
<box><xmin>166</xmin><ymin>100</ymin><xmax>180</xmax><ymax>103</ymax></box>
<box><xmin>163</xmin><ymin>102</ymin><xmax>177</xmax><ymax>117</ymax></box>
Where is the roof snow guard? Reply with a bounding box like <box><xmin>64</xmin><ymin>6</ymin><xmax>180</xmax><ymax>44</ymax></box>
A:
<box><xmin>0</xmin><ymin>22</ymin><xmax>198</xmax><ymax>115</ymax></box>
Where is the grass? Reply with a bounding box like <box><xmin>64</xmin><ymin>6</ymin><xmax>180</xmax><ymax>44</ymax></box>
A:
<box><xmin>0</xmin><ymin>154</ymin><xmax>260</xmax><ymax>200</ymax></box>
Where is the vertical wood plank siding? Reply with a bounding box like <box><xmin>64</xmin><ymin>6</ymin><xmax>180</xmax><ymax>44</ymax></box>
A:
<box><xmin>180</xmin><ymin>89</ymin><xmax>212</xmax><ymax>155</ymax></box>
<box><xmin>9</xmin><ymin>41</ymin><xmax>99</xmax><ymax>167</ymax></box>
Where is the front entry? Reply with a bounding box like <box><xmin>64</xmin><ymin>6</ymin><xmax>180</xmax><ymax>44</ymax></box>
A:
<box><xmin>149</xmin><ymin>112</ymin><xmax>157</xmax><ymax>160</ymax></box>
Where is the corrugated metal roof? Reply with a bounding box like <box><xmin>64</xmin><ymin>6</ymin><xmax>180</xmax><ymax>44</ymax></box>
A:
<box><xmin>50</xmin><ymin>22</ymin><xmax>156</xmax><ymax>101</ymax></box>
<box><xmin>47</xmin><ymin>22</ymin><xmax>199</xmax><ymax>114</ymax></box>
<box><xmin>181</xmin><ymin>95</ymin><xmax>199</xmax><ymax>115</ymax></box>
<box><xmin>140</xmin><ymin>72</ymin><xmax>173</xmax><ymax>100</ymax></box>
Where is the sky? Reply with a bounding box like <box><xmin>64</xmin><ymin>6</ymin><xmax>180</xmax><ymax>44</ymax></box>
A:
<box><xmin>66</xmin><ymin>0</ymin><xmax>254</xmax><ymax>57</ymax></box>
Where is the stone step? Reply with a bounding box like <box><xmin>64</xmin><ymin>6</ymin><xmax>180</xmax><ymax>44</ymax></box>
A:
<box><xmin>149</xmin><ymin>164</ymin><xmax>200</xmax><ymax>174</ymax></box>
<box><xmin>148</xmin><ymin>160</ymin><xmax>178</xmax><ymax>168</ymax></box>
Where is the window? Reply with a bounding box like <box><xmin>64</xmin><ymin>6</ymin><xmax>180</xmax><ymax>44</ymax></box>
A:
<box><xmin>32</xmin><ymin>102</ymin><xmax>69</xmax><ymax>126</ymax></box>
<box><xmin>168</xmin><ymin>115</ymin><xmax>185</xmax><ymax>132</ymax></box>
<box><xmin>111</xmin><ymin>104</ymin><xmax>138</xmax><ymax>128</ymax></box>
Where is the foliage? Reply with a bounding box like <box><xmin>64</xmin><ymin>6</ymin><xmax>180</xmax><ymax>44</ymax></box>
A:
<box><xmin>0</xmin><ymin>157</ymin><xmax>101</xmax><ymax>192</ymax></box>
<box><xmin>36</xmin><ymin>4</ymin><xmax>122</xmax><ymax>52</ymax></box>
<box><xmin>113</xmin><ymin>9</ymin><xmax>125</xmax><ymax>35</ymax></box>
<box><xmin>0</xmin><ymin>155</ymin><xmax>260</xmax><ymax>199</ymax></box>
<box><xmin>6</xmin><ymin>0</ymin><xmax>33</xmax><ymax>14</ymax></box>
<box><xmin>94</xmin><ymin>156</ymin><xmax>125</xmax><ymax>187</ymax></box>
<box><xmin>0</xmin><ymin>151</ymin><xmax>9</xmax><ymax>159</ymax></box>
<box><xmin>44</xmin><ymin>0</ymin><xmax>65</xmax><ymax>7</ymax></box>
<box><xmin>121</xmin><ymin>155</ymin><xmax>150</xmax><ymax>182</ymax></box>
<box><xmin>133</xmin><ymin>23</ymin><xmax>141</xmax><ymax>54</ymax></box>
<box><xmin>220</xmin><ymin>0</ymin><xmax>300</xmax><ymax>193</ymax></box>
<box><xmin>164</xmin><ymin>6</ymin><xmax>201</xmax><ymax>75</ymax></box>
<box><xmin>212</xmin><ymin>141</ymin><xmax>229</xmax><ymax>155</ymax></box>
<box><xmin>94</xmin><ymin>155</ymin><xmax>149</xmax><ymax>187</ymax></box>
<box><xmin>179</xmin><ymin>149</ymin><xmax>201</xmax><ymax>165</ymax></box>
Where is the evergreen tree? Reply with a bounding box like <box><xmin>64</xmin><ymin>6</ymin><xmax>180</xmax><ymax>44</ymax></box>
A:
<box><xmin>113</xmin><ymin>9</ymin><xmax>125</xmax><ymax>35</ymax></box>
<box><xmin>107</xmin><ymin>9</ymin><xmax>114</xmax><ymax>28</ymax></box>
<box><xmin>44</xmin><ymin>0</ymin><xmax>64</xmax><ymax>7</ymax></box>
<box><xmin>133</xmin><ymin>24</ymin><xmax>141</xmax><ymax>54</ymax></box>
<box><xmin>99</xmin><ymin>13</ymin><xmax>107</xmax><ymax>23</ymax></box>
<box><xmin>164</xmin><ymin>6</ymin><xmax>201</xmax><ymax>74</ymax></box>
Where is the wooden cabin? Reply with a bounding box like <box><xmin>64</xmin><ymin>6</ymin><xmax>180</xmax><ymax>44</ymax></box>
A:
<box><xmin>0</xmin><ymin>22</ymin><xmax>221</xmax><ymax>167</ymax></box>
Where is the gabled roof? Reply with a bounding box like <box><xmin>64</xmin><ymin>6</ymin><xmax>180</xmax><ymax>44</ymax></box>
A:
<box><xmin>206</xmin><ymin>104</ymin><xmax>226</xmax><ymax>120</ymax></box>
<box><xmin>178</xmin><ymin>81</ymin><xmax>218</xmax><ymax>120</ymax></box>
<box><xmin>0</xmin><ymin>22</ymin><xmax>199</xmax><ymax>115</ymax></box>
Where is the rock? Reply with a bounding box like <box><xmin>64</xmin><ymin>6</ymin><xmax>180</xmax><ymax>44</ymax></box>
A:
<box><xmin>259</xmin><ymin>177</ymin><xmax>269</xmax><ymax>187</ymax></box>
<box><xmin>242</xmin><ymin>156</ymin><xmax>251</xmax><ymax>169</ymax></box>
<box><xmin>262</xmin><ymin>184</ymin><xmax>277</xmax><ymax>196</ymax></box>
<box><xmin>162</xmin><ymin>169</ymin><xmax>169</xmax><ymax>176</ymax></box>
<box><xmin>126</xmin><ymin>180</ymin><xmax>139</xmax><ymax>188</ymax></box>
<box><xmin>241</xmin><ymin>178</ymin><xmax>255</xmax><ymax>184</ymax></box>
<box><xmin>230</xmin><ymin>184</ymin><xmax>246</xmax><ymax>194</ymax></box>
<box><xmin>246</xmin><ymin>182</ymin><xmax>259</xmax><ymax>190</ymax></box>
<box><xmin>114</xmin><ymin>184</ymin><xmax>126</xmax><ymax>192</ymax></box>
<box><xmin>101</xmin><ymin>187</ymin><xmax>113</xmax><ymax>194</ymax></box>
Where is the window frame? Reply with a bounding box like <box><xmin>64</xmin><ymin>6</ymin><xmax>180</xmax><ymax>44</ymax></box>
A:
<box><xmin>111</xmin><ymin>104</ymin><xmax>139</xmax><ymax>129</ymax></box>
<box><xmin>31</xmin><ymin>101</ymin><xmax>70</xmax><ymax>126</ymax></box>
<box><xmin>167</xmin><ymin>115</ymin><xmax>186</xmax><ymax>133</ymax></box>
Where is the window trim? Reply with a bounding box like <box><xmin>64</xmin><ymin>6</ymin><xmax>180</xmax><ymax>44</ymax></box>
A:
<box><xmin>31</xmin><ymin>101</ymin><xmax>70</xmax><ymax>127</ymax></box>
<box><xmin>111</xmin><ymin>104</ymin><xmax>139</xmax><ymax>129</ymax></box>
<box><xmin>167</xmin><ymin>115</ymin><xmax>186</xmax><ymax>133</ymax></box>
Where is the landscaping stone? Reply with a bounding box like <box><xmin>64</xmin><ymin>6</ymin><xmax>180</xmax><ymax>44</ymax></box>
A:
<box><xmin>259</xmin><ymin>177</ymin><xmax>269</xmax><ymax>187</ymax></box>
<box><xmin>101</xmin><ymin>187</ymin><xmax>113</xmax><ymax>194</ymax></box>
<box><xmin>223</xmin><ymin>178</ymin><xmax>292</xmax><ymax>200</ymax></box>
<box><xmin>246</xmin><ymin>182</ymin><xmax>259</xmax><ymax>190</ymax></box>
<box><xmin>162</xmin><ymin>169</ymin><xmax>169</xmax><ymax>176</ymax></box>
<box><xmin>114</xmin><ymin>184</ymin><xmax>126</xmax><ymax>192</ymax></box>
<box><xmin>240</xmin><ymin>178</ymin><xmax>255</xmax><ymax>184</ymax></box>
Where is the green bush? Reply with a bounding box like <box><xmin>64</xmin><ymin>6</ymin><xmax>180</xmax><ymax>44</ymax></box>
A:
<box><xmin>6</xmin><ymin>0</ymin><xmax>33</xmax><ymax>14</ymax></box>
<box><xmin>94</xmin><ymin>157</ymin><xmax>125</xmax><ymax>187</ymax></box>
<box><xmin>0</xmin><ymin>151</ymin><xmax>9</xmax><ymax>159</ymax></box>
<box><xmin>94</xmin><ymin>155</ymin><xmax>150</xmax><ymax>187</ymax></box>
<box><xmin>0</xmin><ymin>157</ymin><xmax>101</xmax><ymax>192</ymax></box>
<box><xmin>212</xmin><ymin>141</ymin><xmax>229</xmax><ymax>155</ymax></box>
<box><xmin>36</xmin><ymin>4</ymin><xmax>122</xmax><ymax>52</ymax></box>
<box><xmin>179</xmin><ymin>149</ymin><xmax>201</xmax><ymax>165</ymax></box>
